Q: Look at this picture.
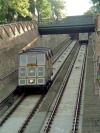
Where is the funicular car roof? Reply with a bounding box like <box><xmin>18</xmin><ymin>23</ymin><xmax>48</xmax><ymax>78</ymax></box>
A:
<box><xmin>23</xmin><ymin>47</ymin><xmax>49</xmax><ymax>59</ymax></box>
<box><xmin>32</xmin><ymin>47</ymin><xmax>53</xmax><ymax>57</ymax></box>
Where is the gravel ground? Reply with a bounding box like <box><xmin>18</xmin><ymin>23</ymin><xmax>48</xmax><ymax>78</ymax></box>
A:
<box><xmin>82</xmin><ymin>37</ymin><xmax>100</xmax><ymax>133</ymax></box>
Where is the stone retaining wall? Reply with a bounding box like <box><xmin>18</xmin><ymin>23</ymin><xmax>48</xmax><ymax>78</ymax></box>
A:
<box><xmin>94</xmin><ymin>14</ymin><xmax>100</xmax><ymax>94</ymax></box>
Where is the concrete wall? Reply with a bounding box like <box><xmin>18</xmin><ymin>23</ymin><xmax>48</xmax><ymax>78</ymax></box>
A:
<box><xmin>0</xmin><ymin>21</ymin><xmax>69</xmax><ymax>90</ymax></box>
<box><xmin>94</xmin><ymin>15</ymin><xmax>100</xmax><ymax>78</ymax></box>
<box><xmin>93</xmin><ymin>14</ymin><xmax>100</xmax><ymax>93</ymax></box>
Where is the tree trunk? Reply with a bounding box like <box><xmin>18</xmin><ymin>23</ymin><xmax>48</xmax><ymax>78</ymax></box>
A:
<box><xmin>7</xmin><ymin>8</ymin><xmax>12</xmax><ymax>23</ymax></box>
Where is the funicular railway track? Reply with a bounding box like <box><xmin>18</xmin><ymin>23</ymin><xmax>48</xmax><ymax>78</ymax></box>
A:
<box><xmin>27</xmin><ymin>45</ymin><xmax>87</xmax><ymax>133</ymax></box>
<box><xmin>0</xmin><ymin>39</ymin><xmax>82</xmax><ymax>133</ymax></box>
<box><xmin>25</xmin><ymin>45</ymin><xmax>87</xmax><ymax>133</ymax></box>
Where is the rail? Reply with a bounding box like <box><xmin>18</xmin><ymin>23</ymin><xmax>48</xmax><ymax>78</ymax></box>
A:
<box><xmin>72</xmin><ymin>46</ymin><xmax>87</xmax><ymax>133</ymax></box>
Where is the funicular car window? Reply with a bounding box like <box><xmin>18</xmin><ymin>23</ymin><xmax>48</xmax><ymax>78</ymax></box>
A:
<box><xmin>37</xmin><ymin>54</ymin><xmax>45</xmax><ymax>65</ymax></box>
<box><xmin>20</xmin><ymin>54</ymin><xmax>27</xmax><ymax>66</ymax></box>
<box><xmin>28</xmin><ymin>54</ymin><xmax>36</xmax><ymax>64</ymax></box>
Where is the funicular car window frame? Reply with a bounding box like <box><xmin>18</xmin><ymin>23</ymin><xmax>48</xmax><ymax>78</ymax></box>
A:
<box><xmin>37</xmin><ymin>54</ymin><xmax>45</xmax><ymax>65</ymax></box>
<box><xmin>27</xmin><ymin>54</ymin><xmax>36</xmax><ymax>64</ymax></box>
<box><xmin>19</xmin><ymin>67</ymin><xmax>26</xmax><ymax>77</ymax></box>
<box><xmin>20</xmin><ymin>54</ymin><xmax>27</xmax><ymax>66</ymax></box>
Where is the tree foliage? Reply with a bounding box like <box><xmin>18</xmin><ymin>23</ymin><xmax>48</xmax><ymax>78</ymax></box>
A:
<box><xmin>35</xmin><ymin>0</ymin><xmax>66</xmax><ymax>22</ymax></box>
<box><xmin>0</xmin><ymin>0</ymin><xmax>66</xmax><ymax>23</ymax></box>
<box><xmin>84</xmin><ymin>6</ymin><xmax>97</xmax><ymax>15</ymax></box>
<box><xmin>84</xmin><ymin>0</ymin><xmax>100</xmax><ymax>15</ymax></box>
<box><xmin>29</xmin><ymin>0</ymin><xmax>35</xmax><ymax>15</ymax></box>
<box><xmin>91</xmin><ymin>0</ymin><xmax>100</xmax><ymax>5</ymax></box>
<box><xmin>0</xmin><ymin>0</ymin><xmax>32</xmax><ymax>23</ymax></box>
<box><xmin>35</xmin><ymin>0</ymin><xmax>51</xmax><ymax>21</ymax></box>
<box><xmin>90</xmin><ymin>0</ymin><xmax>100</xmax><ymax>13</ymax></box>
<box><xmin>48</xmin><ymin>0</ymin><xmax>66</xmax><ymax>21</ymax></box>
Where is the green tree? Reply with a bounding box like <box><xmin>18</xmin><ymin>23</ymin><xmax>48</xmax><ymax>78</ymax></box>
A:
<box><xmin>49</xmin><ymin>0</ymin><xmax>66</xmax><ymax>21</ymax></box>
<box><xmin>36</xmin><ymin>0</ymin><xmax>51</xmax><ymax>22</ymax></box>
<box><xmin>0</xmin><ymin>0</ymin><xmax>33</xmax><ymax>23</ymax></box>
<box><xmin>29</xmin><ymin>0</ymin><xmax>34</xmax><ymax>14</ymax></box>
<box><xmin>91</xmin><ymin>0</ymin><xmax>100</xmax><ymax>5</ymax></box>
<box><xmin>90</xmin><ymin>0</ymin><xmax>100</xmax><ymax>13</ymax></box>
<box><xmin>84</xmin><ymin>6</ymin><xmax>97</xmax><ymax>15</ymax></box>
<box><xmin>34</xmin><ymin>0</ymin><xmax>66</xmax><ymax>22</ymax></box>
